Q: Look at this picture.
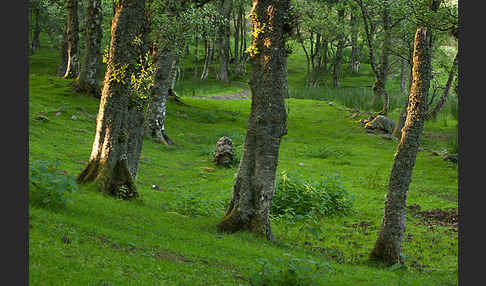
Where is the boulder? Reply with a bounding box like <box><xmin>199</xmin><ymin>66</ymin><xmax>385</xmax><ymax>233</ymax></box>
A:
<box><xmin>213</xmin><ymin>136</ymin><xmax>234</xmax><ymax>166</ymax></box>
<box><xmin>364</xmin><ymin>115</ymin><xmax>395</xmax><ymax>134</ymax></box>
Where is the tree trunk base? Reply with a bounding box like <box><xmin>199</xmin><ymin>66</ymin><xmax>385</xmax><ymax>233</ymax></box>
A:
<box><xmin>152</xmin><ymin>130</ymin><xmax>174</xmax><ymax>146</ymax></box>
<box><xmin>370</xmin><ymin>238</ymin><xmax>402</xmax><ymax>265</ymax></box>
<box><xmin>217</xmin><ymin>208</ymin><xmax>274</xmax><ymax>241</ymax></box>
<box><xmin>168</xmin><ymin>89</ymin><xmax>187</xmax><ymax>105</ymax></box>
<box><xmin>76</xmin><ymin>157</ymin><xmax>139</xmax><ymax>200</ymax></box>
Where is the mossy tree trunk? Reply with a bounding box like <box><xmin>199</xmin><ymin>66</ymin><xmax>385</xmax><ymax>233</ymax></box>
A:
<box><xmin>76</xmin><ymin>0</ymin><xmax>146</xmax><ymax>199</ymax></box>
<box><xmin>217</xmin><ymin>0</ymin><xmax>289</xmax><ymax>241</ymax></box>
<box><xmin>370</xmin><ymin>27</ymin><xmax>432</xmax><ymax>265</ymax></box>
<box><xmin>144</xmin><ymin>45</ymin><xmax>174</xmax><ymax>145</ymax></box>
<box><xmin>63</xmin><ymin>0</ymin><xmax>80</xmax><ymax>79</ymax></box>
<box><xmin>74</xmin><ymin>0</ymin><xmax>103</xmax><ymax>97</ymax></box>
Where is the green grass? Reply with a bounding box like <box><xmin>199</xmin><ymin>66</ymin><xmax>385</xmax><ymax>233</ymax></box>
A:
<box><xmin>29</xmin><ymin>43</ymin><xmax>457</xmax><ymax>285</ymax></box>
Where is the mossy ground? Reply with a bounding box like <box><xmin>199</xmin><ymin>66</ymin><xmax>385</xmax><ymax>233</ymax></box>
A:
<box><xmin>29</xmin><ymin>40</ymin><xmax>457</xmax><ymax>285</ymax></box>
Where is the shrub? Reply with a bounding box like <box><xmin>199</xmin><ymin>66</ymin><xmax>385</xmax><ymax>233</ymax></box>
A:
<box><xmin>29</xmin><ymin>159</ymin><xmax>78</xmax><ymax>209</ymax></box>
<box><xmin>271</xmin><ymin>171</ymin><xmax>353</xmax><ymax>219</ymax></box>
<box><xmin>249</xmin><ymin>253</ymin><xmax>333</xmax><ymax>286</ymax></box>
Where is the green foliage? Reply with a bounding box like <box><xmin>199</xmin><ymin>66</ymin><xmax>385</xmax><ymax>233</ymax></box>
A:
<box><xmin>271</xmin><ymin>171</ymin><xmax>353</xmax><ymax>219</ymax></box>
<box><xmin>249</xmin><ymin>253</ymin><xmax>333</xmax><ymax>286</ymax></box>
<box><xmin>29</xmin><ymin>158</ymin><xmax>78</xmax><ymax>209</ymax></box>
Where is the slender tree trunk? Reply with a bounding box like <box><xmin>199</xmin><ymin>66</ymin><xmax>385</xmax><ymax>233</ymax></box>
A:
<box><xmin>332</xmin><ymin>8</ymin><xmax>346</xmax><ymax>87</ymax></box>
<box><xmin>76</xmin><ymin>0</ymin><xmax>146</xmax><ymax>199</ymax></box>
<box><xmin>371</xmin><ymin>27</ymin><xmax>432</xmax><ymax>265</ymax></box>
<box><xmin>194</xmin><ymin>31</ymin><xmax>198</xmax><ymax>78</ymax></box>
<box><xmin>350</xmin><ymin>8</ymin><xmax>360</xmax><ymax>74</ymax></box>
<box><xmin>321</xmin><ymin>39</ymin><xmax>329</xmax><ymax>87</ymax></box>
<box><xmin>239</xmin><ymin>7</ymin><xmax>245</xmax><ymax>61</ymax></box>
<box><xmin>427</xmin><ymin>53</ymin><xmax>458</xmax><ymax>120</ymax></box>
<box><xmin>233</xmin><ymin>4</ymin><xmax>241</xmax><ymax>76</ymax></box>
<box><xmin>375</xmin><ymin>1</ymin><xmax>391</xmax><ymax>114</ymax></box>
<box><xmin>400</xmin><ymin>58</ymin><xmax>409</xmax><ymax>97</ymax></box>
<box><xmin>63</xmin><ymin>0</ymin><xmax>80</xmax><ymax>79</ymax></box>
<box><xmin>392</xmin><ymin>66</ymin><xmax>412</xmax><ymax>139</ymax></box>
<box><xmin>310</xmin><ymin>34</ymin><xmax>324</xmax><ymax>87</ymax></box>
<box><xmin>75</xmin><ymin>0</ymin><xmax>103</xmax><ymax>97</ymax></box>
<box><xmin>31</xmin><ymin>6</ymin><xmax>42</xmax><ymax>54</ymax></box>
<box><xmin>217</xmin><ymin>0</ymin><xmax>289</xmax><ymax>241</ymax></box>
<box><xmin>144</xmin><ymin>46</ymin><xmax>174</xmax><ymax>145</ymax></box>
<box><xmin>169</xmin><ymin>56</ymin><xmax>179</xmax><ymax>92</ymax></box>
<box><xmin>58</xmin><ymin>27</ymin><xmax>69</xmax><ymax>77</ymax></box>
<box><xmin>201</xmin><ymin>39</ymin><xmax>211</xmax><ymax>81</ymax></box>
<box><xmin>216</xmin><ymin>0</ymin><xmax>232</xmax><ymax>84</ymax></box>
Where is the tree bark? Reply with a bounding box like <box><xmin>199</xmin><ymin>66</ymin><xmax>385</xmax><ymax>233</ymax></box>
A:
<box><xmin>216</xmin><ymin>0</ymin><xmax>232</xmax><ymax>84</ymax></box>
<box><xmin>332</xmin><ymin>8</ymin><xmax>346</xmax><ymax>87</ymax></box>
<box><xmin>371</xmin><ymin>27</ymin><xmax>432</xmax><ymax>265</ymax></box>
<box><xmin>75</xmin><ymin>0</ymin><xmax>103</xmax><ymax>97</ymax></box>
<box><xmin>217</xmin><ymin>0</ymin><xmax>289</xmax><ymax>241</ymax></box>
<box><xmin>350</xmin><ymin>7</ymin><xmax>360</xmax><ymax>74</ymax></box>
<box><xmin>400</xmin><ymin>58</ymin><xmax>409</xmax><ymax>97</ymax></box>
<box><xmin>31</xmin><ymin>4</ymin><xmax>42</xmax><ymax>54</ymax></box>
<box><xmin>63</xmin><ymin>0</ymin><xmax>80</xmax><ymax>79</ymax></box>
<box><xmin>76</xmin><ymin>0</ymin><xmax>146</xmax><ymax>199</ymax></box>
<box><xmin>144</xmin><ymin>45</ymin><xmax>174</xmax><ymax>145</ymax></box>
<box><xmin>57</xmin><ymin>27</ymin><xmax>69</xmax><ymax>77</ymax></box>
<box><xmin>201</xmin><ymin>39</ymin><xmax>212</xmax><ymax>81</ymax></box>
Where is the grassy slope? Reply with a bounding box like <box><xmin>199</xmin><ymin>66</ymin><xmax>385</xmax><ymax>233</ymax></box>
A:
<box><xmin>29</xmin><ymin>45</ymin><xmax>457</xmax><ymax>285</ymax></box>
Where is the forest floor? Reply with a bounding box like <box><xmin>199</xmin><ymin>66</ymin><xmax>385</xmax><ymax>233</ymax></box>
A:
<box><xmin>29</xmin><ymin>46</ymin><xmax>458</xmax><ymax>285</ymax></box>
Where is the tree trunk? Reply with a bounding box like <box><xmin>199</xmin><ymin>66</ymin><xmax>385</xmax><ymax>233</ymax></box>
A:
<box><xmin>217</xmin><ymin>0</ymin><xmax>289</xmax><ymax>241</ymax></box>
<box><xmin>57</xmin><ymin>27</ymin><xmax>69</xmax><ymax>77</ymax></box>
<box><xmin>233</xmin><ymin>5</ymin><xmax>239</xmax><ymax>72</ymax></box>
<box><xmin>76</xmin><ymin>0</ymin><xmax>146</xmax><ymax>199</ymax></box>
<box><xmin>144</xmin><ymin>45</ymin><xmax>174</xmax><ymax>145</ymax></box>
<box><xmin>201</xmin><ymin>39</ymin><xmax>212</xmax><ymax>81</ymax></box>
<box><xmin>63</xmin><ymin>0</ymin><xmax>80</xmax><ymax>79</ymax></box>
<box><xmin>194</xmin><ymin>31</ymin><xmax>198</xmax><ymax>78</ymax></box>
<box><xmin>350</xmin><ymin>8</ymin><xmax>360</xmax><ymax>74</ymax></box>
<box><xmin>356</xmin><ymin>0</ymin><xmax>390</xmax><ymax>114</ymax></box>
<box><xmin>31</xmin><ymin>5</ymin><xmax>42</xmax><ymax>54</ymax></box>
<box><xmin>392</xmin><ymin>64</ymin><xmax>413</xmax><ymax>139</ymax></box>
<box><xmin>169</xmin><ymin>56</ymin><xmax>179</xmax><ymax>91</ymax></box>
<box><xmin>375</xmin><ymin>0</ymin><xmax>391</xmax><ymax>114</ymax></box>
<box><xmin>371</xmin><ymin>27</ymin><xmax>432</xmax><ymax>265</ymax></box>
<box><xmin>426</xmin><ymin>53</ymin><xmax>458</xmax><ymax>120</ymax></box>
<box><xmin>75</xmin><ymin>0</ymin><xmax>103</xmax><ymax>97</ymax></box>
<box><xmin>400</xmin><ymin>58</ymin><xmax>408</xmax><ymax>97</ymax></box>
<box><xmin>216</xmin><ymin>0</ymin><xmax>232</xmax><ymax>84</ymax></box>
<box><xmin>332</xmin><ymin>8</ymin><xmax>346</xmax><ymax>87</ymax></box>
